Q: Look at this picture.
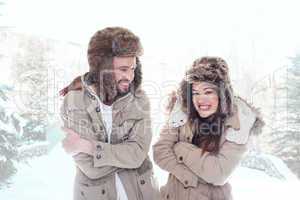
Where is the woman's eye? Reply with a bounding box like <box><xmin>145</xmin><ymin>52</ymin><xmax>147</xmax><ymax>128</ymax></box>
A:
<box><xmin>205</xmin><ymin>91</ymin><xmax>213</xmax><ymax>95</ymax></box>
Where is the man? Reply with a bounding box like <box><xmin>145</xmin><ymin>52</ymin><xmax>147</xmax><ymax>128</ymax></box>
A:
<box><xmin>60</xmin><ymin>27</ymin><xmax>159</xmax><ymax>200</ymax></box>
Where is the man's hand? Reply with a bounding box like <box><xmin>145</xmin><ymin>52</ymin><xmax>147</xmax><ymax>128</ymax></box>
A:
<box><xmin>61</xmin><ymin>127</ymin><xmax>94</xmax><ymax>156</ymax></box>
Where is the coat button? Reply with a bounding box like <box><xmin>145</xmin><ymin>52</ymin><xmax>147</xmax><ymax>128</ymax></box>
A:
<box><xmin>101</xmin><ymin>189</ymin><xmax>106</xmax><ymax>195</ymax></box>
<box><xmin>80</xmin><ymin>191</ymin><xmax>84</xmax><ymax>196</ymax></box>
<box><xmin>166</xmin><ymin>194</ymin><xmax>169</xmax><ymax>199</ymax></box>
<box><xmin>179</xmin><ymin>156</ymin><xmax>183</xmax><ymax>161</ymax></box>
<box><xmin>140</xmin><ymin>180</ymin><xmax>145</xmax><ymax>185</ymax></box>
<box><xmin>96</xmin><ymin>107</ymin><xmax>101</xmax><ymax>112</ymax></box>
<box><xmin>96</xmin><ymin>154</ymin><xmax>102</xmax><ymax>159</ymax></box>
<box><xmin>99</xmin><ymin>126</ymin><xmax>103</xmax><ymax>131</ymax></box>
<box><xmin>184</xmin><ymin>180</ymin><xmax>189</xmax><ymax>185</ymax></box>
<box><xmin>96</xmin><ymin>144</ymin><xmax>102</xmax><ymax>150</ymax></box>
<box><xmin>187</xmin><ymin>137</ymin><xmax>190</xmax><ymax>141</ymax></box>
<box><xmin>91</xmin><ymin>96</ymin><xmax>96</xmax><ymax>100</ymax></box>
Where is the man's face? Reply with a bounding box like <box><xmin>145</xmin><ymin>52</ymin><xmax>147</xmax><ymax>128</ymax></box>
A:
<box><xmin>113</xmin><ymin>56</ymin><xmax>136</xmax><ymax>94</ymax></box>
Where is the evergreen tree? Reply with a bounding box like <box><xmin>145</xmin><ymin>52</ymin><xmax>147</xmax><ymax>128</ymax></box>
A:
<box><xmin>284</xmin><ymin>55</ymin><xmax>300</xmax><ymax>178</ymax></box>
<box><xmin>270</xmin><ymin>54</ymin><xmax>300</xmax><ymax>178</ymax></box>
<box><xmin>11</xmin><ymin>36</ymin><xmax>52</xmax><ymax>142</ymax></box>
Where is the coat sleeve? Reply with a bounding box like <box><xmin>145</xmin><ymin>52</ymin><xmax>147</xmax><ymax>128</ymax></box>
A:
<box><xmin>172</xmin><ymin>99</ymin><xmax>264</xmax><ymax>186</ymax></box>
<box><xmin>173</xmin><ymin>140</ymin><xmax>248</xmax><ymax>186</ymax></box>
<box><xmin>153</xmin><ymin>124</ymin><xmax>199</xmax><ymax>188</ymax></box>
<box><xmin>60</xmin><ymin>93</ymin><xmax>119</xmax><ymax>179</ymax></box>
<box><xmin>92</xmin><ymin>96</ymin><xmax>152</xmax><ymax>169</ymax></box>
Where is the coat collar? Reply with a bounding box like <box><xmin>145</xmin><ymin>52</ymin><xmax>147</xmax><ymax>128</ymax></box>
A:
<box><xmin>224</xmin><ymin>103</ymin><xmax>240</xmax><ymax>130</ymax></box>
<box><xmin>168</xmin><ymin>96</ymin><xmax>241</xmax><ymax>130</ymax></box>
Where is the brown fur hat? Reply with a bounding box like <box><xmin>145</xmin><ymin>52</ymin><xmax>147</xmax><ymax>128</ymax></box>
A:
<box><xmin>85</xmin><ymin>27</ymin><xmax>143</xmax><ymax>103</ymax></box>
<box><xmin>179</xmin><ymin>56</ymin><xmax>235</xmax><ymax>118</ymax></box>
<box><xmin>87</xmin><ymin>27</ymin><xmax>143</xmax><ymax>72</ymax></box>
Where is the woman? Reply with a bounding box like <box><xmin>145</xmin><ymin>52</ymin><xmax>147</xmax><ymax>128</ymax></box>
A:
<box><xmin>153</xmin><ymin>57</ymin><xmax>264</xmax><ymax>200</ymax></box>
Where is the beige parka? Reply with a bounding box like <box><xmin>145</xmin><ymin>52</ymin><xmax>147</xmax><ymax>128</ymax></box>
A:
<box><xmin>153</xmin><ymin>96</ymin><xmax>264</xmax><ymax>200</ymax></box>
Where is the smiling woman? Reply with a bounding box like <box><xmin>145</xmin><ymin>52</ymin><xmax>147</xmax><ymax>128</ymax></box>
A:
<box><xmin>153</xmin><ymin>56</ymin><xmax>265</xmax><ymax>200</ymax></box>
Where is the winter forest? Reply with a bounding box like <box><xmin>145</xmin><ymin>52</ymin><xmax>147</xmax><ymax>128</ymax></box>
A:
<box><xmin>0</xmin><ymin>0</ymin><xmax>300</xmax><ymax>199</ymax></box>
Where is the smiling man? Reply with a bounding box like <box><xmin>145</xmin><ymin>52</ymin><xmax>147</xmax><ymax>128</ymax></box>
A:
<box><xmin>60</xmin><ymin>27</ymin><xmax>159</xmax><ymax>200</ymax></box>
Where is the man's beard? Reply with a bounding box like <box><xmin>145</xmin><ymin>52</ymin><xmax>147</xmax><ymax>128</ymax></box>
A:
<box><xmin>116</xmin><ymin>80</ymin><xmax>133</xmax><ymax>97</ymax></box>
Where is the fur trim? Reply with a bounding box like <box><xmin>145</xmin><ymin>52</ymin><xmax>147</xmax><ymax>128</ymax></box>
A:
<box><xmin>166</xmin><ymin>92</ymin><xmax>188</xmax><ymax>128</ymax></box>
<box><xmin>236</xmin><ymin>96</ymin><xmax>265</xmax><ymax>136</ymax></box>
<box><xmin>87</xmin><ymin>27</ymin><xmax>143</xmax><ymax>72</ymax></box>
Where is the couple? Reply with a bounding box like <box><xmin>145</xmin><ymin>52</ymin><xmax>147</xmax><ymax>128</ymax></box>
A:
<box><xmin>59</xmin><ymin>27</ymin><xmax>264</xmax><ymax>200</ymax></box>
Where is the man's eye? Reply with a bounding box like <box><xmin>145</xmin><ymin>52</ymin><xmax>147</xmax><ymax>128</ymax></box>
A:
<box><xmin>205</xmin><ymin>91</ymin><xmax>213</xmax><ymax>95</ymax></box>
<box><xmin>119</xmin><ymin>68</ymin><xmax>127</xmax><ymax>72</ymax></box>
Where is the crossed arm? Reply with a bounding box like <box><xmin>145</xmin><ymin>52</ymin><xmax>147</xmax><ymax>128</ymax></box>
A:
<box><xmin>60</xmin><ymin>95</ymin><xmax>152</xmax><ymax>179</ymax></box>
<box><xmin>153</xmin><ymin>124</ymin><xmax>249</xmax><ymax>187</ymax></box>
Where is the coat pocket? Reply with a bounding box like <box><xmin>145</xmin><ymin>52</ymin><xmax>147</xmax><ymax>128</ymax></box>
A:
<box><xmin>79</xmin><ymin>184</ymin><xmax>109</xmax><ymax>200</ymax></box>
<box><xmin>114</xmin><ymin>117</ymin><xmax>143</xmax><ymax>143</ymax></box>
<box><xmin>62</xmin><ymin>109</ymin><xmax>95</xmax><ymax>140</ymax></box>
<box><xmin>160</xmin><ymin>181</ymin><xmax>176</xmax><ymax>200</ymax></box>
<box><xmin>136</xmin><ymin>169</ymin><xmax>159</xmax><ymax>200</ymax></box>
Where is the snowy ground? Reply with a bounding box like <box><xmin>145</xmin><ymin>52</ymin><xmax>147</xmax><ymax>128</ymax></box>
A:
<box><xmin>1</xmin><ymin>143</ymin><xmax>300</xmax><ymax>200</ymax></box>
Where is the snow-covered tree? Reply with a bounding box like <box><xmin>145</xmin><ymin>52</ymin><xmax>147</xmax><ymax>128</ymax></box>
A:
<box><xmin>0</xmin><ymin>85</ymin><xmax>20</xmax><ymax>185</ymax></box>
<box><xmin>11</xmin><ymin>36</ymin><xmax>52</xmax><ymax>142</ymax></box>
<box><xmin>267</xmin><ymin>55</ymin><xmax>300</xmax><ymax>179</ymax></box>
<box><xmin>281</xmin><ymin>55</ymin><xmax>300</xmax><ymax>178</ymax></box>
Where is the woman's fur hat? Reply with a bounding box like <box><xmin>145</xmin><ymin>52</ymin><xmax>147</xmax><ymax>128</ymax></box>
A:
<box><xmin>179</xmin><ymin>56</ymin><xmax>235</xmax><ymax>118</ymax></box>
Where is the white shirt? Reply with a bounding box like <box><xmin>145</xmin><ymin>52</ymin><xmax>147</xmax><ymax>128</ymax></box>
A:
<box><xmin>99</xmin><ymin>101</ymin><xmax>128</xmax><ymax>200</ymax></box>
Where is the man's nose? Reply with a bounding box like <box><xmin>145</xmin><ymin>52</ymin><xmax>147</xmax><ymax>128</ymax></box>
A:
<box><xmin>123</xmin><ymin>72</ymin><xmax>133</xmax><ymax>81</ymax></box>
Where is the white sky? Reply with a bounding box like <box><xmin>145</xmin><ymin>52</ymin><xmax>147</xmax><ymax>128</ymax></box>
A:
<box><xmin>1</xmin><ymin>0</ymin><xmax>300</xmax><ymax>87</ymax></box>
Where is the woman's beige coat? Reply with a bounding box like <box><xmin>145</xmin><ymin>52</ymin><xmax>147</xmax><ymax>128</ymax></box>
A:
<box><xmin>153</xmin><ymin>97</ymin><xmax>263</xmax><ymax>200</ymax></box>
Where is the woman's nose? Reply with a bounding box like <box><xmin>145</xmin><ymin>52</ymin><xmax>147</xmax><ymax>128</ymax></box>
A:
<box><xmin>196</xmin><ymin>95</ymin><xmax>210</xmax><ymax>103</ymax></box>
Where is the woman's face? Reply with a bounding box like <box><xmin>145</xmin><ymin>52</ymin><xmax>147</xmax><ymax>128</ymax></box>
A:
<box><xmin>192</xmin><ymin>82</ymin><xmax>219</xmax><ymax>118</ymax></box>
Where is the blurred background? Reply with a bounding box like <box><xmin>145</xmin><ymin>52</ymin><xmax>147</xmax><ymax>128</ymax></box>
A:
<box><xmin>0</xmin><ymin>0</ymin><xmax>299</xmax><ymax>199</ymax></box>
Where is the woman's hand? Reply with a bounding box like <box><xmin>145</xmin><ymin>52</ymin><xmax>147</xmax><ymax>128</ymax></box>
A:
<box><xmin>61</xmin><ymin>127</ymin><xmax>94</xmax><ymax>156</ymax></box>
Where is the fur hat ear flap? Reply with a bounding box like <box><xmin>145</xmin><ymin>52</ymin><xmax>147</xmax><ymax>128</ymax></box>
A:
<box><xmin>97</xmin><ymin>70</ymin><xmax>117</xmax><ymax>103</ymax></box>
<box><xmin>218</xmin><ymin>81</ymin><xmax>234</xmax><ymax>117</ymax></box>
<box><xmin>133</xmin><ymin>57</ymin><xmax>142</xmax><ymax>91</ymax></box>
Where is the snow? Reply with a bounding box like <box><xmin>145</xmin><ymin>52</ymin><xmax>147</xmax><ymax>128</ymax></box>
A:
<box><xmin>17</xmin><ymin>141</ymin><xmax>49</xmax><ymax>152</ymax></box>
<box><xmin>1</xmin><ymin>144</ymin><xmax>299</xmax><ymax>200</ymax></box>
<box><xmin>0</xmin><ymin>119</ymin><xmax>17</xmax><ymax>135</ymax></box>
<box><xmin>0</xmin><ymin>145</ymin><xmax>75</xmax><ymax>200</ymax></box>
<box><xmin>231</xmin><ymin>167</ymin><xmax>300</xmax><ymax>200</ymax></box>
<box><xmin>0</xmin><ymin>83</ymin><xmax>28</xmax><ymax>138</ymax></box>
<box><xmin>0</xmin><ymin>155</ymin><xmax>7</xmax><ymax>163</ymax></box>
